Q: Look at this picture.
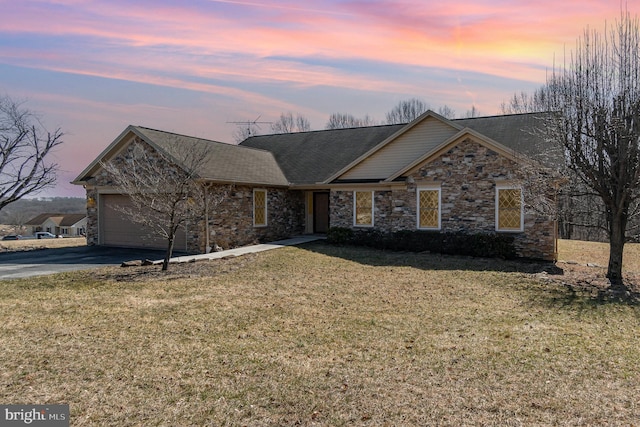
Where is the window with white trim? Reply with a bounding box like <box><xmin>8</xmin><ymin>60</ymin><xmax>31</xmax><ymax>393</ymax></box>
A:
<box><xmin>417</xmin><ymin>187</ymin><xmax>441</xmax><ymax>230</ymax></box>
<box><xmin>253</xmin><ymin>189</ymin><xmax>267</xmax><ymax>227</ymax></box>
<box><xmin>496</xmin><ymin>185</ymin><xmax>523</xmax><ymax>231</ymax></box>
<box><xmin>354</xmin><ymin>191</ymin><xmax>374</xmax><ymax>227</ymax></box>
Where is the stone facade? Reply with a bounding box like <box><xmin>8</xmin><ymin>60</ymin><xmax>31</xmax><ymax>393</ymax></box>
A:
<box><xmin>206</xmin><ymin>185</ymin><xmax>304</xmax><ymax>250</ymax></box>
<box><xmin>85</xmin><ymin>187</ymin><xmax>99</xmax><ymax>246</ymax></box>
<box><xmin>84</xmin><ymin>134</ymin><xmax>556</xmax><ymax>260</ymax></box>
<box><xmin>84</xmin><ymin>137</ymin><xmax>304</xmax><ymax>253</ymax></box>
<box><xmin>329</xmin><ymin>138</ymin><xmax>557</xmax><ymax>261</ymax></box>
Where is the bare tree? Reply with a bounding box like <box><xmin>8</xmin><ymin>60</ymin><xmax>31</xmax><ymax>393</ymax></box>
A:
<box><xmin>464</xmin><ymin>105</ymin><xmax>481</xmax><ymax>118</ymax></box>
<box><xmin>101</xmin><ymin>140</ymin><xmax>225</xmax><ymax>271</ymax></box>
<box><xmin>232</xmin><ymin>124</ymin><xmax>260</xmax><ymax>143</ymax></box>
<box><xmin>500</xmin><ymin>89</ymin><xmax>550</xmax><ymax>115</ymax></box>
<box><xmin>437</xmin><ymin>105</ymin><xmax>456</xmax><ymax>119</ymax></box>
<box><xmin>0</xmin><ymin>95</ymin><xmax>64</xmax><ymax>211</ymax></box>
<box><xmin>325</xmin><ymin>113</ymin><xmax>376</xmax><ymax>129</ymax></box>
<box><xmin>385</xmin><ymin>98</ymin><xmax>430</xmax><ymax>124</ymax></box>
<box><xmin>271</xmin><ymin>112</ymin><xmax>311</xmax><ymax>133</ymax></box>
<box><xmin>500</xmin><ymin>88</ymin><xmax>612</xmax><ymax>243</ymax></box>
<box><xmin>6</xmin><ymin>209</ymin><xmax>30</xmax><ymax>234</ymax></box>
<box><xmin>557</xmin><ymin>181</ymin><xmax>610</xmax><ymax>242</ymax></box>
<box><xmin>538</xmin><ymin>10</ymin><xmax>640</xmax><ymax>289</ymax></box>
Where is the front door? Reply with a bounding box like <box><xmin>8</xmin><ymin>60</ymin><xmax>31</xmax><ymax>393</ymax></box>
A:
<box><xmin>313</xmin><ymin>192</ymin><xmax>330</xmax><ymax>233</ymax></box>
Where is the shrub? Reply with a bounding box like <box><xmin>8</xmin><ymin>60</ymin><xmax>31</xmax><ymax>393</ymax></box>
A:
<box><xmin>326</xmin><ymin>227</ymin><xmax>354</xmax><ymax>245</ymax></box>
<box><xmin>327</xmin><ymin>227</ymin><xmax>517</xmax><ymax>259</ymax></box>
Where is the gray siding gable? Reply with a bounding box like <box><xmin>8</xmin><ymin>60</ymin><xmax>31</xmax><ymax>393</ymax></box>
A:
<box><xmin>339</xmin><ymin>116</ymin><xmax>460</xmax><ymax>180</ymax></box>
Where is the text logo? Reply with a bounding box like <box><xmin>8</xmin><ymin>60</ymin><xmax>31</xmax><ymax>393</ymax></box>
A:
<box><xmin>0</xmin><ymin>405</ymin><xmax>69</xmax><ymax>427</ymax></box>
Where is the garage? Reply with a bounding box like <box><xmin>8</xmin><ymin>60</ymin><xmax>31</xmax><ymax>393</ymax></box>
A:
<box><xmin>99</xmin><ymin>194</ymin><xmax>188</xmax><ymax>251</ymax></box>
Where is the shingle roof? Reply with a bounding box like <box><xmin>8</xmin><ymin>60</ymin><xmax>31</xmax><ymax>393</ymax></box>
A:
<box><xmin>240</xmin><ymin>125</ymin><xmax>404</xmax><ymax>184</ymax></box>
<box><xmin>75</xmin><ymin>113</ymin><xmax>556</xmax><ymax>189</ymax></box>
<box><xmin>240</xmin><ymin>112</ymin><xmax>556</xmax><ymax>185</ymax></box>
<box><xmin>453</xmin><ymin>112</ymin><xmax>557</xmax><ymax>163</ymax></box>
<box><xmin>25</xmin><ymin>213</ymin><xmax>86</xmax><ymax>226</ymax></box>
<box><xmin>25</xmin><ymin>213</ymin><xmax>52</xmax><ymax>226</ymax></box>
<box><xmin>134</xmin><ymin>127</ymin><xmax>290</xmax><ymax>186</ymax></box>
<box><xmin>59</xmin><ymin>213</ymin><xmax>87</xmax><ymax>226</ymax></box>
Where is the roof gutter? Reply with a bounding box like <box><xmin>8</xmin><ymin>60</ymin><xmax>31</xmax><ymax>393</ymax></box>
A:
<box><xmin>290</xmin><ymin>181</ymin><xmax>406</xmax><ymax>191</ymax></box>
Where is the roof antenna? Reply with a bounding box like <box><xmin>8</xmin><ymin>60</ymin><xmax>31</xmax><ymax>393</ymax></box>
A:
<box><xmin>227</xmin><ymin>116</ymin><xmax>272</xmax><ymax>137</ymax></box>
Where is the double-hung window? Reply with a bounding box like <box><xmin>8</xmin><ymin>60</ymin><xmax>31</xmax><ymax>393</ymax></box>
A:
<box><xmin>417</xmin><ymin>187</ymin><xmax>441</xmax><ymax>230</ymax></box>
<box><xmin>496</xmin><ymin>185</ymin><xmax>523</xmax><ymax>232</ymax></box>
<box><xmin>253</xmin><ymin>189</ymin><xmax>267</xmax><ymax>227</ymax></box>
<box><xmin>354</xmin><ymin>191</ymin><xmax>374</xmax><ymax>227</ymax></box>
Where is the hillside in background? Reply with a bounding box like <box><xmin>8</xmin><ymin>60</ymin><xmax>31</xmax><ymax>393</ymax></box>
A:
<box><xmin>0</xmin><ymin>198</ymin><xmax>85</xmax><ymax>225</ymax></box>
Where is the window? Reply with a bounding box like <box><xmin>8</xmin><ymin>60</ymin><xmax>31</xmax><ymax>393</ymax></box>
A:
<box><xmin>354</xmin><ymin>191</ymin><xmax>374</xmax><ymax>227</ymax></box>
<box><xmin>253</xmin><ymin>189</ymin><xmax>267</xmax><ymax>227</ymax></box>
<box><xmin>417</xmin><ymin>187</ymin><xmax>441</xmax><ymax>229</ymax></box>
<box><xmin>496</xmin><ymin>186</ymin><xmax>523</xmax><ymax>231</ymax></box>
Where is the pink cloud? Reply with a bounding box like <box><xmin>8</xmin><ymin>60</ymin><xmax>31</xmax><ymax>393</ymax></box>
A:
<box><xmin>2</xmin><ymin>2</ymin><xmax>634</xmax><ymax>125</ymax></box>
<box><xmin>7</xmin><ymin>0</ymin><xmax>632</xmax><ymax>199</ymax></box>
<box><xmin>2</xmin><ymin>0</ymin><xmax>626</xmax><ymax>92</ymax></box>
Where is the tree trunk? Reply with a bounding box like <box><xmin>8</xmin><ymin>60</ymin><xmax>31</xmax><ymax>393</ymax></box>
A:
<box><xmin>607</xmin><ymin>211</ymin><xmax>627</xmax><ymax>290</ymax></box>
<box><xmin>163</xmin><ymin>234</ymin><xmax>176</xmax><ymax>271</ymax></box>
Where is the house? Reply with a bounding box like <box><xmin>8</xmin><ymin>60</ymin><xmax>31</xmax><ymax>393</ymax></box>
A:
<box><xmin>72</xmin><ymin>111</ymin><xmax>559</xmax><ymax>260</ymax></box>
<box><xmin>25</xmin><ymin>213</ymin><xmax>87</xmax><ymax>237</ymax></box>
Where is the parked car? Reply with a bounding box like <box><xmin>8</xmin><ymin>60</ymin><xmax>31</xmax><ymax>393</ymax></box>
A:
<box><xmin>34</xmin><ymin>232</ymin><xmax>58</xmax><ymax>239</ymax></box>
<box><xmin>2</xmin><ymin>235</ymin><xmax>22</xmax><ymax>241</ymax></box>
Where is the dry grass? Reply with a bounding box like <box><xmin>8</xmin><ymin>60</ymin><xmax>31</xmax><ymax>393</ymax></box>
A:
<box><xmin>0</xmin><ymin>237</ymin><xmax>86</xmax><ymax>252</ymax></box>
<box><xmin>558</xmin><ymin>238</ymin><xmax>640</xmax><ymax>271</ymax></box>
<box><xmin>1</xmin><ymin>241</ymin><xmax>640</xmax><ymax>425</ymax></box>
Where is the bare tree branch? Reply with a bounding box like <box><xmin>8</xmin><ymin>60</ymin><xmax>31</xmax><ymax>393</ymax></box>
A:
<box><xmin>437</xmin><ymin>105</ymin><xmax>456</xmax><ymax>119</ymax></box>
<box><xmin>271</xmin><ymin>112</ymin><xmax>311</xmax><ymax>133</ymax></box>
<box><xmin>0</xmin><ymin>95</ymin><xmax>63</xmax><ymax>211</ymax></box>
<box><xmin>325</xmin><ymin>113</ymin><xmax>377</xmax><ymax>129</ymax></box>
<box><xmin>540</xmin><ymin>9</ymin><xmax>640</xmax><ymax>287</ymax></box>
<box><xmin>100</xmin><ymin>139</ymin><xmax>227</xmax><ymax>271</ymax></box>
<box><xmin>385</xmin><ymin>98</ymin><xmax>430</xmax><ymax>124</ymax></box>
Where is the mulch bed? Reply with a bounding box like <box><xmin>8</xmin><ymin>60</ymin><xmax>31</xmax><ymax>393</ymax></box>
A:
<box><xmin>96</xmin><ymin>253</ymin><xmax>259</xmax><ymax>282</ymax></box>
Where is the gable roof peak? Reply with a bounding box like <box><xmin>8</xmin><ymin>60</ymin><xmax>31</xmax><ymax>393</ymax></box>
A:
<box><xmin>415</xmin><ymin>109</ymin><xmax>459</xmax><ymax>124</ymax></box>
<box><xmin>73</xmin><ymin>124</ymin><xmax>290</xmax><ymax>187</ymax></box>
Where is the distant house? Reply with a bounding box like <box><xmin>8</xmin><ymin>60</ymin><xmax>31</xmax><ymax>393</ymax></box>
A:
<box><xmin>26</xmin><ymin>213</ymin><xmax>87</xmax><ymax>237</ymax></box>
<box><xmin>73</xmin><ymin>111</ymin><xmax>560</xmax><ymax>260</ymax></box>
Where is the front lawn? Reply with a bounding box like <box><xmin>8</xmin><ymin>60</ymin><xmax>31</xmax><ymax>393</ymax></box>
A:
<box><xmin>0</xmin><ymin>236</ymin><xmax>86</xmax><ymax>252</ymax></box>
<box><xmin>1</xmin><ymin>241</ymin><xmax>639</xmax><ymax>425</ymax></box>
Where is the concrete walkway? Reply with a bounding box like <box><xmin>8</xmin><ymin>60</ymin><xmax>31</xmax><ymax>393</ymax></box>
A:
<box><xmin>166</xmin><ymin>235</ymin><xmax>326</xmax><ymax>264</ymax></box>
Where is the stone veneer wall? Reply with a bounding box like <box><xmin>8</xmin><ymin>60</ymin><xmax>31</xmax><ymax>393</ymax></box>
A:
<box><xmin>85</xmin><ymin>187</ymin><xmax>99</xmax><ymax>246</ymax></box>
<box><xmin>83</xmin><ymin>137</ymin><xmax>305</xmax><ymax>252</ymax></box>
<box><xmin>330</xmin><ymin>138</ymin><xmax>557</xmax><ymax>261</ymax></box>
<box><xmin>206</xmin><ymin>185</ymin><xmax>304</xmax><ymax>250</ymax></box>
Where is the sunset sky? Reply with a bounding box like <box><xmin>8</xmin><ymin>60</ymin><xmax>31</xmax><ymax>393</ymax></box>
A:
<box><xmin>0</xmin><ymin>0</ymin><xmax>628</xmax><ymax>197</ymax></box>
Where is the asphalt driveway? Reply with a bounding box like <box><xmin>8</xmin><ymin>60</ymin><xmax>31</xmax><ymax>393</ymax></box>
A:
<box><xmin>0</xmin><ymin>246</ymin><xmax>171</xmax><ymax>280</ymax></box>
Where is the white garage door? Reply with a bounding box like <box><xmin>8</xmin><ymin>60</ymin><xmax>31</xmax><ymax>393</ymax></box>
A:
<box><xmin>99</xmin><ymin>194</ymin><xmax>188</xmax><ymax>251</ymax></box>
